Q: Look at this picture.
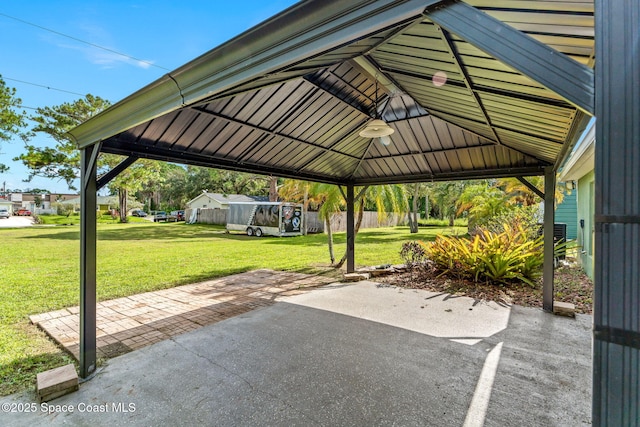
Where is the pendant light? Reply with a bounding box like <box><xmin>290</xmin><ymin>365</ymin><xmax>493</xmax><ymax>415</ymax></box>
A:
<box><xmin>359</xmin><ymin>77</ymin><xmax>394</xmax><ymax>138</ymax></box>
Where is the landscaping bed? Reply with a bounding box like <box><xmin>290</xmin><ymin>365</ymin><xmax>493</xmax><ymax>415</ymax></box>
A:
<box><xmin>373</xmin><ymin>261</ymin><xmax>594</xmax><ymax>314</ymax></box>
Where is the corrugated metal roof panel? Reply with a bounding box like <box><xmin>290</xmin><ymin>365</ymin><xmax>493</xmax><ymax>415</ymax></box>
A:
<box><xmin>82</xmin><ymin>0</ymin><xmax>594</xmax><ymax>186</ymax></box>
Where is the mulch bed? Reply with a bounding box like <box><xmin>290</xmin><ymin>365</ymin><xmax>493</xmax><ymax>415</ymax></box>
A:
<box><xmin>373</xmin><ymin>260</ymin><xmax>594</xmax><ymax>314</ymax></box>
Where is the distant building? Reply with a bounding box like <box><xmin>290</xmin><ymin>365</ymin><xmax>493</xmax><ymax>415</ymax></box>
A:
<box><xmin>186</xmin><ymin>193</ymin><xmax>268</xmax><ymax>210</ymax></box>
<box><xmin>61</xmin><ymin>196</ymin><xmax>119</xmax><ymax>212</ymax></box>
<box><xmin>6</xmin><ymin>192</ymin><xmax>78</xmax><ymax>214</ymax></box>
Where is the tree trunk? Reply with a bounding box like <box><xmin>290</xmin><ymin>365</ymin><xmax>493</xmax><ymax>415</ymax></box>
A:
<box><xmin>269</xmin><ymin>176</ymin><xmax>278</xmax><ymax>202</ymax></box>
<box><xmin>325</xmin><ymin>216</ymin><xmax>335</xmax><ymax>265</ymax></box>
<box><xmin>409</xmin><ymin>183</ymin><xmax>419</xmax><ymax>233</ymax></box>
<box><xmin>118</xmin><ymin>188</ymin><xmax>128</xmax><ymax>223</ymax></box>
<box><xmin>448</xmin><ymin>214</ymin><xmax>455</xmax><ymax>227</ymax></box>
<box><xmin>425</xmin><ymin>195</ymin><xmax>429</xmax><ymax>220</ymax></box>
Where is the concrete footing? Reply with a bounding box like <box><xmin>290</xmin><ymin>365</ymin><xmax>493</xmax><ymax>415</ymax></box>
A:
<box><xmin>36</xmin><ymin>364</ymin><xmax>78</xmax><ymax>403</ymax></box>
<box><xmin>553</xmin><ymin>301</ymin><xmax>576</xmax><ymax>318</ymax></box>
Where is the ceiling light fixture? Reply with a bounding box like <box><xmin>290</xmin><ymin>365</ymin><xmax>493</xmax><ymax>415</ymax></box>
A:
<box><xmin>359</xmin><ymin>77</ymin><xmax>394</xmax><ymax>139</ymax></box>
<box><xmin>359</xmin><ymin>119</ymin><xmax>394</xmax><ymax>138</ymax></box>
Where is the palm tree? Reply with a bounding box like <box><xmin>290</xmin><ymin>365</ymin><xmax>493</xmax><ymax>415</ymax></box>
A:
<box><xmin>281</xmin><ymin>179</ymin><xmax>408</xmax><ymax>267</ymax></box>
<box><xmin>497</xmin><ymin>177</ymin><xmax>564</xmax><ymax>206</ymax></box>
<box><xmin>456</xmin><ymin>182</ymin><xmax>509</xmax><ymax>230</ymax></box>
<box><xmin>429</xmin><ymin>181</ymin><xmax>471</xmax><ymax>226</ymax></box>
<box><xmin>332</xmin><ymin>183</ymin><xmax>408</xmax><ymax>268</ymax></box>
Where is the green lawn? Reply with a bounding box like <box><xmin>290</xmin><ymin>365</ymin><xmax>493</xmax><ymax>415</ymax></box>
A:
<box><xmin>0</xmin><ymin>222</ymin><xmax>464</xmax><ymax>395</ymax></box>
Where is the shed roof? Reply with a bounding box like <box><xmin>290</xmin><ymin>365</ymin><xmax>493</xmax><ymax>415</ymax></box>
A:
<box><xmin>188</xmin><ymin>193</ymin><xmax>268</xmax><ymax>206</ymax></box>
<box><xmin>68</xmin><ymin>0</ymin><xmax>595</xmax><ymax>185</ymax></box>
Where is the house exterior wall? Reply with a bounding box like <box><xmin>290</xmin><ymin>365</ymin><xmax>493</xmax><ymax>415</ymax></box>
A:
<box><xmin>555</xmin><ymin>190</ymin><xmax>578</xmax><ymax>240</ymax></box>
<box><xmin>187</xmin><ymin>194</ymin><xmax>225</xmax><ymax>210</ymax></box>
<box><xmin>0</xmin><ymin>200</ymin><xmax>13</xmax><ymax>213</ymax></box>
<box><xmin>576</xmin><ymin>170</ymin><xmax>595</xmax><ymax>280</ymax></box>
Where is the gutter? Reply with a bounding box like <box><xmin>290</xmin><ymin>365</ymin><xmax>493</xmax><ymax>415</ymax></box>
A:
<box><xmin>66</xmin><ymin>0</ymin><xmax>432</xmax><ymax>149</ymax></box>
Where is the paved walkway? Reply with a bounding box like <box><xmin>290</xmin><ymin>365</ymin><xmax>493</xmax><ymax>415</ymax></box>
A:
<box><xmin>30</xmin><ymin>270</ymin><xmax>334</xmax><ymax>360</ymax></box>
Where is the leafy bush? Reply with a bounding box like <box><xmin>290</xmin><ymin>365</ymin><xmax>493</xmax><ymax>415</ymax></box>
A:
<box><xmin>400</xmin><ymin>241</ymin><xmax>427</xmax><ymax>268</ymax></box>
<box><xmin>52</xmin><ymin>202</ymin><xmax>75</xmax><ymax>217</ymax></box>
<box><xmin>420</xmin><ymin>223</ymin><xmax>544</xmax><ymax>286</ymax></box>
<box><xmin>481</xmin><ymin>205</ymin><xmax>541</xmax><ymax>240</ymax></box>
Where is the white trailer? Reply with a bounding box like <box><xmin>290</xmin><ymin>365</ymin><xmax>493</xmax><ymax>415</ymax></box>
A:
<box><xmin>226</xmin><ymin>202</ymin><xmax>304</xmax><ymax>237</ymax></box>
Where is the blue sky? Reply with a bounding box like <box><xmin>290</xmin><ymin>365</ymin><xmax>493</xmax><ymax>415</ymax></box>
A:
<box><xmin>0</xmin><ymin>0</ymin><xmax>298</xmax><ymax>193</ymax></box>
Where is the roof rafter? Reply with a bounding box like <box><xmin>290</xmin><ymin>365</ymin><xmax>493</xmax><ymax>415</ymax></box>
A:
<box><xmin>427</xmin><ymin>1</ymin><xmax>594</xmax><ymax>115</ymax></box>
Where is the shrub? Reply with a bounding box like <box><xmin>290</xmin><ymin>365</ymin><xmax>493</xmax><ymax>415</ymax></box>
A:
<box><xmin>53</xmin><ymin>202</ymin><xmax>75</xmax><ymax>217</ymax></box>
<box><xmin>420</xmin><ymin>223</ymin><xmax>544</xmax><ymax>286</ymax></box>
<box><xmin>481</xmin><ymin>205</ymin><xmax>541</xmax><ymax>240</ymax></box>
<box><xmin>400</xmin><ymin>241</ymin><xmax>427</xmax><ymax>268</ymax></box>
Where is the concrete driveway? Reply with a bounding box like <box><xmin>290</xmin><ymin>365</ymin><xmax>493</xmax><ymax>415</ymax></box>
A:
<box><xmin>0</xmin><ymin>215</ymin><xmax>33</xmax><ymax>228</ymax></box>
<box><xmin>1</xmin><ymin>281</ymin><xmax>592</xmax><ymax>426</ymax></box>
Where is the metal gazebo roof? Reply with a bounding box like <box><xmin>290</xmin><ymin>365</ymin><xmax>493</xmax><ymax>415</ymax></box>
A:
<box><xmin>69</xmin><ymin>3</ymin><xmax>640</xmax><ymax>424</ymax></box>
<box><xmin>68</xmin><ymin>0</ymin><xmax>594</xmax><ymax>185</ymax></box>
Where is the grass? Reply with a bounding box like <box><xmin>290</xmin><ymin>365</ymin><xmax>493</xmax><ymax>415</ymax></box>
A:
<box><xmin>0</xmin><ymin>221</ymin><xmax>464</xmax><ymax>396</ymax></box>
<box><xmin>35</xmin><ymin>213</ymin><xmax>150</xmax><ymax>225</ymax></box>
<box><xmin>418</xmin><ymin>217</ymin><xmax>468</xmax><ymax>227</ymax></box>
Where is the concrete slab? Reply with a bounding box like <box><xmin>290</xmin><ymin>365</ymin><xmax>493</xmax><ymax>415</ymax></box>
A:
<box><xmin>281</xmin><ymin>281</ymin><xmax>511</xmax><ymax>345</ymax></box>
<box><xmin>1</xmin><ymin>282</ymin><xmax>592</xmax><ymax>426</ymax></box>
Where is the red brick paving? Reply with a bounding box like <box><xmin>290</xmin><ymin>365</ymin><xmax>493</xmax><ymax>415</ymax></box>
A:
<box><xmin>30</xmin><ymin>269</ymin><xmax>334</xmax><ymax>360</ymax></box>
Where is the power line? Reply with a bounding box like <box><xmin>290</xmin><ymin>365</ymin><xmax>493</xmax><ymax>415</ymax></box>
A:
<box><xmin>5</xmin><ymin>77</ymin><xmax>86</xmax><ymax>97</ymax></box>
<box><xmin>0</xmin><ymin>12</ymin><xmax>170</xmax><ymax>71</ymax></box>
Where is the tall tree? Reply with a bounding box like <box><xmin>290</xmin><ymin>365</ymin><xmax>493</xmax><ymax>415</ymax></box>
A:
<box><xmin>332</xmin><ymin>184</ymin><xmax>408</xmax><ymax>268</ymax></box>
<box><xmin>16</xmin><ymin>94</ymin><xmax>165</xmax><ymax>219</ymax></box>
<box><xmin>268</xmin><ymin>176</ymin><xmax>279</xmax><ymax>201</ymax></box>
<box><xmin>405</xmin><ymin>183</ymin><xmax>430</xmax><ymax>233</ymax></box>
<box><xmin>0</xmin><ymin>75</ymin><xmax>28</xmax><ymax>172</ymax></box>
<box><xmin>103</xmin><ymin>155</ymin><xmax>164</xmax><ymax>222</ymax></box>
<box><xmin>429</xmin><ymin>181</ymin><xmax>471</xmax><ymax>226</ymax></box>
<box><xmin>16</xmin><ymin>94</ymin><xmax>111</xmax><ymax>189</ymax></box>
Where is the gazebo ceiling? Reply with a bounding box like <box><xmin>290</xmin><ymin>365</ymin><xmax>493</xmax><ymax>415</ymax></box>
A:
<box><xmin>69</xmin><ymin>0</ymin><xmax>595</xmax><ymax>185</ymax></box>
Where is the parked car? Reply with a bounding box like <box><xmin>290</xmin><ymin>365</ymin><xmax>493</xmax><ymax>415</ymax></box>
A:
<box><xmin>131</xmin><ymin>209</ymin><xmax>147</xmax><ymax>217</ymax></box>
<box><xmin>0</xmin><ymin>209</ymin><xmax>10</xmax><ymax>219</ymax></box>
<box><xmin>152</xmin><ymin>211</ymin><xmax>168</xmax><ymax>222</ymax></box>
<box><xmin>16</xmin><ymin>209</ymin><xmax>31</xmax><ymax>216</ymax></box>
<box><xmin>170</xmin><ymin>210</ymin><xmax>185</xmax><ymax>221</ymax></box>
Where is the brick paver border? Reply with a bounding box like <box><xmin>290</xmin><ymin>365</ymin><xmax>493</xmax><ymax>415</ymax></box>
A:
<box><xmin>30</xmin><ymin>270</ymin><xmax>334</xmax><ymax>360</ymax></box>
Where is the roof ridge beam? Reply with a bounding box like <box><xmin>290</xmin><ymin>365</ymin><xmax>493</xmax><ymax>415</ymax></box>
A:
<box><xmin>426</xmin><ymin>1</ymin><xmax>594</xmax><ymax>115</ymax></box>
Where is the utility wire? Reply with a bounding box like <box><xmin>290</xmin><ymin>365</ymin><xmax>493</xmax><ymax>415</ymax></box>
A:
<box><xmin>4</xmin><ymin>77</ymin><xmax>86</xmax><ymax>97</ymax></box>
<box><xmin>0</xmin><ymin>12</ymin><xmax>170</xmax><ymax>71</ymax></box>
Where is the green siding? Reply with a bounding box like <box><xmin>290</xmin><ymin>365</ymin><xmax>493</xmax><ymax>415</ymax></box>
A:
<box><xmin>555</xmin><ymin>190</ymin><xmax>578</xmax><ymax>240</ymax></box>
<box><xmin>576</xmin><ymin>171</ymin><xmax>595</xmax><ymax>280</ymax></box>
